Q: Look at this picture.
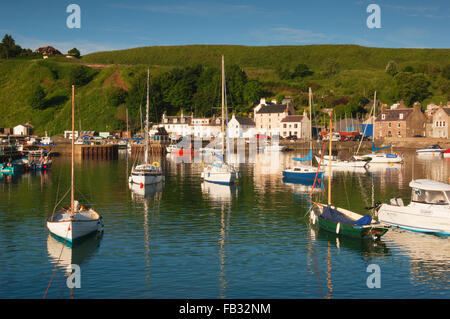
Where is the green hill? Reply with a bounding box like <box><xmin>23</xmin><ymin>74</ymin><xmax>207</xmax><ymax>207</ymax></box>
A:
<box><xmin>0</xmin><ymin>44</ymin><xmax>449</xmax><ymax>136</ymax></box>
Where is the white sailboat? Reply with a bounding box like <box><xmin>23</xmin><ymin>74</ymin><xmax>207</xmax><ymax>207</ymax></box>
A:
<box><xmin>129</xmin><ymin>69</ymin><xmax>164</xmax><ymax>186</ymax></box>
<box><xmin>47</xmin><ymin>86</ymin><xmax>104</xmax><ymax>243</ymax></box>
<box><xmin>353</xmin><ymin>91</ymin><xmax>403</xmax><ymax>164</ymax></box>
<box><xmin>201</xmin><ymin>55</ymin><xmax>236</xmax><ymax>185</ymax></box>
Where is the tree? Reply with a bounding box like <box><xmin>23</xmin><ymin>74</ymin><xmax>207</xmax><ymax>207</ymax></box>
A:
<box><xmin>394</xmin><ymin>72</ymin><xmax>431</xmax><ymax>106</ymax></box>
<box><xmin>292</xmin><ymin>63</ymin><xmax>313</xmax><ymax>78</ymax></box>
<box><xmin>29</xmin><ymin>85</ymin><xmax>46</xmax><ymax>110</ymax></box>
<box><xmin>324</xmin><ymin>59</ymin><xmax>339</xmax><ymax>76</ymax></box>
<box><xmin>68</xmin><ymin>48</ymin><xmax>81</xmax><ymax>58</ymax></box>
<box><xmin>385</xmin><ymin>61</ymin><xmax>398</xmax><ymax>76</ymax></box>
<box><xmin>69</xmin><ymin>65</ymin><xmax>93</xmax><ymax>86</ymax></box>
<box><xmin>442</xmin><ymin>64</ymin><xmax>450</xmax><ymax>80</ymax></box>
<box><xmin>243</xmin><ymin>80</ymin><xmax>266</xmax><ymax>106</ymax></box>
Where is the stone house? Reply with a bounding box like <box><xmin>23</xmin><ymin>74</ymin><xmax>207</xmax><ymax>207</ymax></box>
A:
<box><xmin>375</xmin><ymin>102</ymin><xmax>426</xmax><ymax>138</ymax></box>
<box><xmin>430</xmin><ymin>105</ymin><xmax>450</xmax><ymax>138</ymax></box>
<box><xmin>253</xmin><ymin>98</ymin><xmax>295</xmax><ymax>137</ymax></box>
<box><xmin>280</xmin><ymin>111</ymin><xmax>310</xmax><ymax>139</ymax></box>
<box><xmin>227</xmin><ymin>114</ymin><xmax>255</xmax><ymax>139</ymax></box>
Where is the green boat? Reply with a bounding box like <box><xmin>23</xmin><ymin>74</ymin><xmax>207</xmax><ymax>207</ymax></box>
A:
<box><xmin>311</xmin><ymin>204</ymin><xmax>389</xmax><ymax>240</ymax></box>
<box><xmin>310</xmin><ymin>108</ymin><xmax>389</xmax><ymax>241</ymax></box>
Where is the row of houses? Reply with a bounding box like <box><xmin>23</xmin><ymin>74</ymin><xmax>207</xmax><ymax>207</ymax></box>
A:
<box><xmin>0</xmin><ymin>124</ymin><xmax>32</xmax><ymax>136</ymax></box>
<box><xmin>157</xmin><ymin>98</ymin><xmax>450</xmax><ymax>140</ymax></box>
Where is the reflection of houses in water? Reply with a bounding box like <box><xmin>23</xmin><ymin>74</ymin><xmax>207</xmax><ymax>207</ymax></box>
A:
<box><xmin>129</xmin><ymin>182</ymin><xmax>163</xmax><ymax>201</ymax></box>
<box><xmin>415</xmin><ymin>156</ymin><xmax>450</xmax><ymax>183</ymax></box>
<box><xmin>252</xmin><ymin>152</ymin><xmax>286</xmax><ymax>190</ymax></box>
<box><xmin>366</xmin><ymin>163</ymin><xmax>403</xmax><ymax>191</ymax></box>
<box><xmin>385</xmin><ymin>229</ymin><xmax>450</xmax><ymax>289</ymax></box>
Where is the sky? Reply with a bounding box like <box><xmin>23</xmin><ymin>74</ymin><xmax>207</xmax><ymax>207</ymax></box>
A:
<box><xmin>0</xmin><ymin>0</ymin><xmax>449</xmax><ymax>55</ymax></box>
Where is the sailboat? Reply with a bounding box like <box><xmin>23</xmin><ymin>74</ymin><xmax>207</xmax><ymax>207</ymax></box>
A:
<box><xmin>353</xmin><ymin>92</ymin><xmax>403</xmax><ymax>164</ymax></box>
<box><xmin>129</xmin><ymin>69</ymin><xmax>164</xmax><ymax>186</ymax></box>
<box><xmin>309</xmin><ymin>109</ymin><xmax>389</xmax><ymax>240</ymax></box>
<box><xmin>282</xmin><ymin>87</ymin><xmax>325</xmax><ymax>182</ymax></box>
<box><xmin>47</xmin><ymin>86</ymin><xmax>104</xmax><ymax>243</ymax></box>
<box><xmin>201</xmin><ymin>55</ymin><xmax>237</xmax><ymax>185</ymax></box>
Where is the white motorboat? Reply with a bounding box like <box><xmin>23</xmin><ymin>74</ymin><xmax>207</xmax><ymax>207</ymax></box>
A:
<box><xmin>264</xmin><ymin>143</ymin><xmax>286</xmax><ymax>152</ymax></box>
<box><xmin>353</xmin><ymin>152</ymin><xmax>403</xmax><ymax>163</ymax></box>
<box><xmin>377</xmin><ymin>179</ymin><xmax>450</xmax><ymax>236</ymax></box>
<box><xmin>47</xmin><ymin>86</ymin><xmax>103</xmax><ymax>243</ymax></box>
<box><xmin>129</xmin><ymin>69</ymin><xmax>164</xmax><ymax>186</ymax></box>
<box><xmin>416</xmin><ymin>144</ymin><xmax>445</xmax><ymax>156</ymax></box>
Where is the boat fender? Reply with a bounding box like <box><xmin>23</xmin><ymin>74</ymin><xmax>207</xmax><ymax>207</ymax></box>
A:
<box><xmin>140</xmin><ymin>182</ymin><xmax>144</xmax><ymax>189</ymax></box>
<box><xmin>310</xmin><ymin>212</ymin><xmax>316</xmax><ymax>225</ymax></box>
<box><xmin>336</xmin><ymin>222</ymin><xmax>341</xmax><ymax>234</ymax></box>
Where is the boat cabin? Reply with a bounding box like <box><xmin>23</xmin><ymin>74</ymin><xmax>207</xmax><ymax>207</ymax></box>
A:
<box><xmin>409</xmin><ymin>179</ymin><xmax>450</xmax><ymax>205</ymax></box>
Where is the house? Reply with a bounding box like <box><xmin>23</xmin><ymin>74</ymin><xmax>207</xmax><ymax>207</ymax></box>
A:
<box><xmin>64</xmin><ymin>130</ymin><xmax>79</xmax><ymax>139</ymax></box>
<box><xmin>13</xmin><ymin>124</ymin><xmax>32</xmax><ymax>136</ymax></box>
<box><xmin>375</xmin><ymin>101</ymin><xmax>426</xmax><ymax>138</ymax></box>
<box><xmin>227</xmin><ymin>114</ymin><xmax>256</xmax><ymax>138</ymax></box>
<box><xmin>280</xmin><ymin>111</ymin><xmax>310</xmax><ymax>139</ymax></box>
<box><xmin>253</xmin><ymin>98</ymin><xmax>295</xmax><ymax>137</ymax></box>
<box><xmin>160</xmin><ymin>110</ymin><xmax>193</xmax><ymax>138</ymax></box>
<box><xmin>191</xmin><ymin>116</ymin><xmax>222</xmax><ymax>139</ymax></box>
<box><xmin>430</xmin><ymin>104</ymin><xmax>450</xmax><ymax>138</ymax></box>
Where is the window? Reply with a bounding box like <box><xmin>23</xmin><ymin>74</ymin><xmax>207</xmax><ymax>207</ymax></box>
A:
<box><xmin>382</xmin><ymin>114</ymin><xmax>386</xmax><ymax>120</ymax></box>
<box><xmin>412</xmin><ymin>189</ymin><xmax>450</xmax><ymax>205</ymax></box>
<box><xmin>294</xmin><ymin>124</ymin><xmax>298</xmax><ymax>128</ymax></box>
<box><xmin>398</xmin><ymin>123</ymin><xmax>401</xmax><ymax>128</ymax></box>
<box><xmin>283</xmin><ymin>124</ymin><xmax>287</xmax><ymax>128</ymax></box>
<box><xmin>388</xmin><ymin>123</ymin><xmax>391</xmax><ymax>128</ymax></box>
<box><xmin>399</xmin><ymin>113</ymin><xmax>403</xmax><ymax>120</ymax></box>
<box><xmin>397</xmin><ymin>131</ymin><xmax>401</xmax><ymax>137</ymax></box>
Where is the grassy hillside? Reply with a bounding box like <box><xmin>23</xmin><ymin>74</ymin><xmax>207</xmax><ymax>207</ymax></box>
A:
<box><xmin>0</xmin><ymin>44</ymin><xmax>449</xmax><ymax>136</ymax></box>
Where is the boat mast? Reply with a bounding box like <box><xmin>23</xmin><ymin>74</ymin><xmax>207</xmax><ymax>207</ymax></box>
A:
<box><xmin>71</xmin><ymin>85</ymin><xmax>75</xmax><ymax>216</ymax></box>
<box><xmin>328</xmin><ymin>110</ymin><xmax>332</xmax><ymax>205</ymax></box>
<box><xmin>372</xmin><ymin>91</ymin><xmax>377</xmax><ymax>147</ymax></box>
<box><xmin>221</xmin><ymin>55</ymin><xmax>225</xmax><ymax>157</ymax></box>
<box><xmin>144</xmin><ymin>68</ymin><xmax>150</xmax><ymax>165</ymax></box>
<box><xmin>309</xmin><ymin>87</ymin><xmax>312</xmax><ymax>166</ymax></box>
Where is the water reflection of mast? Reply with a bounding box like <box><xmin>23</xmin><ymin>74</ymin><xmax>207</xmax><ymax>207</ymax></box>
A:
<box><xmin>325</xmin><ymin>242</ymin><xmax>333</xmax><ymax>299</ymax></box>
<box><xmin>218</xmin><ymin>202</ymin><xmax>230</xmax><ymax>298</ymax></box>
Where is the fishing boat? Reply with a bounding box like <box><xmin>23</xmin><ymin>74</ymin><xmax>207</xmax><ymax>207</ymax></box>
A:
<box><xmin>282</xmin><ymin>88</ymin><xmax>324</xmax><ymax>182</ymax></box>
<box><xmin>201</xmin><ymin>55</ymin><xmax>236</xmax><ymax>185</ymax></box>
<box><xmin>416</xmin><ymin>144</ymin><xmax>445</xmax><ymax>156</ymax></box>
<box><xmin>310</xmin><ymin>109</ymin><xmax>390</xmax><ymax>240</ymax></box>
<box><xmin>129</xmin><ymin>69</ymin><xmax>164</xmax><ymax>186</ymax></box>
<box><xmin>377</xmin><ymin>179</ymin><xmax>450</xmax><ymax>236</ymax></box>
<box><xmin>353</xmin><ymin>92</ymin><xmax>403</xmax><ymax>164</ymax></box>
<box><xmin>47</xmin><ymin>86</ymin><xmax>104</xmax><ymax>243</ymax></box>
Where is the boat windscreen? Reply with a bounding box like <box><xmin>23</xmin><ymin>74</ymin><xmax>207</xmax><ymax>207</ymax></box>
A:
<box><xmin>412</xmin><ymin>189</ymin><xmax>449</xmax><ymax>205</ymax></box>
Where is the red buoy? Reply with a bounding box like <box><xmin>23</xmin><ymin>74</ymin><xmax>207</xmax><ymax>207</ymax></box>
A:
<box><xmin>140</xmin><ymin>183</ymin><xmax>144</xmax><ymax>189</ymax></box>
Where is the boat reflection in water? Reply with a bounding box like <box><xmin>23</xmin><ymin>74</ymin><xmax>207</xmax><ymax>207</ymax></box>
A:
<box><xmin>201</xmin><ymin>181</ymin><xmax>237</xmax><ymax>203</ymax></box>
<box><xmin>129</xmin><ymin>181</ymin><xmax>164</xmax><ymax>200</ymax></box>
<box><xmin>46</xmin><ymin>232</ymin><xmax>103</xmax><ymax>298</ymax></box>
<box><xmin>384</xmin><ymin>229</ymin><xmax>450</xmax><ymax>289</ymax></box>
<box><xmin>283</xmin><ymin>177</ymin><xmax>324</xmax><ymax>195</ymax></box>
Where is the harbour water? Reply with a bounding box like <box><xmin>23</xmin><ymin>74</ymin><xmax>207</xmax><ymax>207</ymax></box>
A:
<box><xmin>0</xmin><ymin>150</ymin><xmax>449</xmax><ymax>299</ymax></box>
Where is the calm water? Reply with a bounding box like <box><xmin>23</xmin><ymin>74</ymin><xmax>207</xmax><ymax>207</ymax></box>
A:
<box><xmin>0</xmin><ymin>150</ymin><xmax>449</xmax><ymax>299</ymax></box>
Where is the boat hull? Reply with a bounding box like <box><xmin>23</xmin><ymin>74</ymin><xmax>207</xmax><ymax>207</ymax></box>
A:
<box><xmin>202</xmin><ymin>170</ymin><xmax>235</xmax><ymax>185</ymax></box>
<box><xmin>315</xmin><ymin>156</ymin><xmax>368</xmax><ymax>168</ymax></box>
<box><xmin>354</xmin><ymin>153</ymin><xmax>403</xmax><ymax>163</ymax></box>
<box><xmin>312</xmin><ymin>205</ymin><xmax>389</xmax><ymax>240</ymax></box>
<box><xmin>378</xmin><ymin>203</ymin><xmax>450</xmax><ymax>236</ymax></box>
<box><xmin>130</xmin><ymin>173</ymin><xmax>164</xmax><ymax>185</ymax></box>
<box><xmin>282</xmin><ymin>170</ymin><xmax>324</xmax><ymax>182</ymax></box>
<box><xmin>47</xmin><ymin>218</ymin><xmax>103</xmax><ymax>243</ymax></box>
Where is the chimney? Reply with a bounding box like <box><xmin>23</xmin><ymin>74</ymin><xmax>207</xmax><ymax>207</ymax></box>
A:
<box><xmin>271</xmin><ymin>99</ymin><xmax>277</xmax><ymax>104</ymax></box>
<box><xmin>260</xmin><ymin>98</ymin><xmax>266</xmax><ymax>105</ymax></box>
<box><xmin>413</xmin><ymin>101</ymin><xmax>421</xmax><ymax>111</ymax></box>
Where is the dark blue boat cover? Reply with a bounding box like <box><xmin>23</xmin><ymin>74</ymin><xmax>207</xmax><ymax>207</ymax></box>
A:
<box><xmin>321</xmin><ymin>206</ymin><xmax>372</xmax><ymax>226</ymax></box>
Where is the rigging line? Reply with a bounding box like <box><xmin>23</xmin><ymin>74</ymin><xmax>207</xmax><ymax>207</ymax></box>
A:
<box><xmin>52</xmin><ymin>161</ymin><xmax>64</xmax><ymax>217</ymax></box>
<box><xmin>43</xmin><ymin>224</ymin><xmax>71</xmax><ymax>299</ymax></box>
<box><xmin>74</xmin><ymin>185</ymin><xmax>93</xmax><ymax>206</ymax></box>
<box><xmin>52</xmin><ymin>188</ymin><xmax>71</xmax><ymax>218</ymax></box>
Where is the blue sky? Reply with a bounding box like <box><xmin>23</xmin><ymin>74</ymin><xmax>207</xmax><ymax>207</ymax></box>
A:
<box><xmin>0</xmin><ymin>0</ymin><xmax>449</xmax><ymax>54</ymax></box>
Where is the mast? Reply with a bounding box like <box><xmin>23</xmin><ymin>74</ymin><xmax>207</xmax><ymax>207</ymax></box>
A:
<box><xmin>144</xmin><ymin>68</ymin><xmax>150</xmax><ymax>165</ymax></box>
<box><xmin>328</xmin><ymin>110</ymin><xmax>332</xmax><ymax>205</ymax></box>
<box><xmin>372</xmin><ymin>91</ymin><xmax>377</xmax><ymax>145</ymax></box>
<box><xmin>71</xmin><ymin>85</ymin><xmax>75</xmax><ymax>216</ymax></box>
<box><xmin>309</xmin><ymin>87</ymin><xmax>312</xmax><ymax>166</ymax></box>
<box><xmin>221</xmin><ymin>55</ymin><xmax>225</xmax><ymax>157</ymax></box>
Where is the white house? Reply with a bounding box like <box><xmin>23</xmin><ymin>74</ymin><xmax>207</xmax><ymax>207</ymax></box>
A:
<box><xmin>191</xmin><ymin>117</ymin><xmax>222</xmax><ymax>139</ymax></box>
<box><xmin>64</xmin><ymin>130</ymin><xmax>79</xmax><ymax>140</ymax></box>
<box><xmin>227</xmin><ymin>114</ymin><xmax>256</xmax><ymax>138</ymax></box>
<box><xmin>13</xmin><ymin>124</ymin><xmax>31</xmax><ymax>136</ymax></box>
<box><xmin>160</xmin><ymin>111</ymin><xmax>192</xmax><ymax>138</ymax></box>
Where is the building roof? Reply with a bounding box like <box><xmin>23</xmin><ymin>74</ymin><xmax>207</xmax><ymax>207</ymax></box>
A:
<box><xmin>376</xmin><ymin>109</ymin><xmax>413</xmax><ymax>122</ymax></box>
<box><xmin>235</xmin><ymin>117</ymin><xmax>255</xmax><ymax>126</ymax></box>
<box><xmin>281</xmin><ymin>115</ymin><xmax>304</xmax><ymax>123</ymax></box>
<box><xmin>441</xmin><ymin>108</ymin><xmax>450</xmax><ymax>116</ymax></box>
<box><xmin>256</xmin><ymin>104</ymin><xmax>288</xmax><ymax>114</ymax></box>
